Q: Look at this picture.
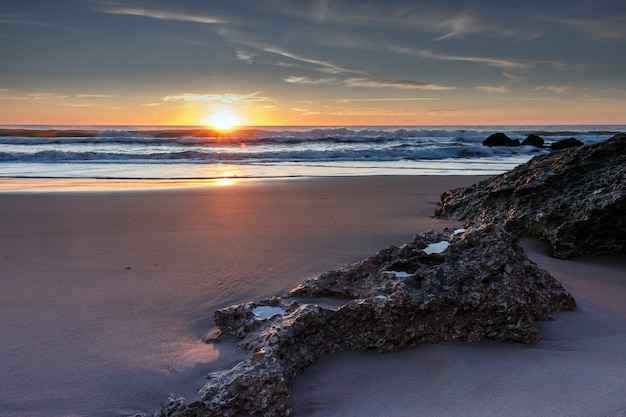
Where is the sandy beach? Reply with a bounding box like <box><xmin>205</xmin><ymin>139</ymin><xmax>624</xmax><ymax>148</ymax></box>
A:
<box><xmin>1</xmin><ymin>176</ymin><xmax>625</xmax><ymax>417</ymax></box>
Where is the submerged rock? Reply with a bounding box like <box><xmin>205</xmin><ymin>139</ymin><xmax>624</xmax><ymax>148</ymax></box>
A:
<box><xmin>482</xmin><ymin>132</ymin><xmax>520</xmax><ymax>147</ymax></box>
<box><xmin>436</xmin><ymin>133</ymin><xmax>626</xmax><ymax>258</ymax></box>
<box><xmin>150</xmin><ymin>224</ymin><xmax>575</xmax><ymax>417</ymax></box>
<box><xmin>550</xmin><ymin>137</ymin><xmax>583</xmax><ymax>150</ymax></box>
<box><xmin>521</xmin><ymin>133</ymin><xmax>545</xmax><ymax>148</ymax></box>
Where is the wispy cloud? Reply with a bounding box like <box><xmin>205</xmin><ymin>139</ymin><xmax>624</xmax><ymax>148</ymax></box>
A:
<box><xmin>235</xmin><ymin>49</ymin><xmax>257</xmax><ymax>63</ymax></box>
<box><xmin>264</xmin><ymin>47</ymin><xmax>359</xmax><ymax>74</ymax></box>
<box><xmin>265</xmin><ymin>3</ymin><xmax>538</xmax><ymax>41</ymax></box>
<box><xmin>476</xmin><ymin>85</ymin><xmax>510</xmax><ymax>94</ymax></box>
<box><xmin>0</xmin><ymin>13</ymin><xmax>79</xmax><ymax>32</ymax></box>
<box><xmin>431</xmin><ymin>11</ymin><xmax>542</xmax><ymax>41</ymax></box>
<box><xmin>0</xmin><ymin>92</ymin><xmax>69</xmax><ymax>100</ymax></box>
<box><xmin>345</xmin><ymin>78</ymin><xmax>456</xmax><ymax>90</ymax></box>
<box><xmin>433</xmin><ymin>11</ymin><xmax>483</xmax><ymax>41</ymax></box>
<box><xmin>285</xmin><ymin>75</ymin><xmax>455</xmax><ymax>91</ymax></box>
<box><xmin>393</xmin><ymin>46</ymin><xmax>529</xmax><ymax>70</ymax></box>
<box><xmin>163</xmin><ymin>92</ymin><xmax>271</xmax><ymax>103</ymax></box>
<box><xmin>535</xmin><ymin>85</ymin><xmax>587</xmax><ymax>94</ymax></box>
<box><xmin>76</xmin><ymin>94</ymin><xmax>116</xmax><ymax>98</ymax></box>
<box><xmin>96</xmin><ymin>5</ymin><xmax>225</xmax><ymax>25</ymax></box>
<box><xmin>285</xmin><ymin>76</ymin><xmax>340</xmax><ymax>85</ymax></box>
<box><xmin>549</xmin><ymin>16</ymin><xmax>626</xmax><ymax>40</ymax></box>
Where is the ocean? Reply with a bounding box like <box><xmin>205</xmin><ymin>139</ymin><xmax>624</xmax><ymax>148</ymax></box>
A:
<box><xmin>0</xmin><ymin>125</ymin><xmax>623</xmax><ymax>180</ymax></box>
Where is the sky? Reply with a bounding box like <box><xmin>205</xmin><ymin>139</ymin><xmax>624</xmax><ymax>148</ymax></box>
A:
<box><xmin>1</xmin><ymin>0</ymin><xmax>626</xmax><ymax>126</ymax></box>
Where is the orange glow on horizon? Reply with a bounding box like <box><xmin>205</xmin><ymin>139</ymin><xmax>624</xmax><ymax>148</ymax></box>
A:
<box><xmin>0</xmin><ymin>95</ymin><xmax>624</xmax><ymax>126</ymax></box>
<box><xmin>207</xmin><ymin>111</ymin><xmax>240</xmax><ymax>131</ymax></box>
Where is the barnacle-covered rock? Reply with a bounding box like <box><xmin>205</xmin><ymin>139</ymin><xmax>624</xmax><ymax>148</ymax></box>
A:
<box><xmin>150</xmin><ymin>224</ymin><xmax>575</xmax><ymax>417</ymax></box>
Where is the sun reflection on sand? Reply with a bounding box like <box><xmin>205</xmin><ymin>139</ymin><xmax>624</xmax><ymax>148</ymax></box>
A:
<box><xmin>215</xmin><ymin>171</ymin><xmax>240</xmax><ymax>186</ymax></box>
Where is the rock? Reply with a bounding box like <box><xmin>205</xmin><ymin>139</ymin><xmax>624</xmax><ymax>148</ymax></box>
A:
<box><xmin>149</xmin><ymin>224</ymin><xmax>575</xmax><ymax>417</ymax></box>
<box><xmin>482</xmin><ymin>132</ymin><xmax>521</xmax><ymax>147</ymax></box>
<box><xmin>521</xmin><ymin>133</ymin><xmax>544</xmax><ymax>148</ymax></box>
<box><xmin>550</xmin><ymin>137</ymin><xmax>583</xmax><ymax>150</ymax></box>
<box><xmin>436</xmin><ymin>133</ymin><xmax>626</xmax><ymax>258</ymax></box>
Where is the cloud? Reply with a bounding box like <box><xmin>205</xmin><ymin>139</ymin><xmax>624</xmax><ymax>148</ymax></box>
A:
<box><xmin>285</xmin><ymin>75</ymin><xmax>455</xmax><ymax>91</ymax></box>
<box><xmin>476</xmin><ymin>86</ymin><xmax>510</xmax><ymax>94</ymax></box>
<box><xmin>266</xmin><ymin>3</ymin><xmax>538</xmax><ymax>41</ymax></box>
<box><xmin>285</xmin><ymin>76</ymin><xmax>340</xmax><ymax>85</ymax></box>
<box><xmin>345</xmin><ymin>78</ymin><xmax>456</xmax><ymax>90</ymax></box>
<box><xmin>393</xmin><ymin>46</ymin><xmax>529</xmax><ymax>70</ymax></box>
<box><xmin>535</xmin><ymin>85</ymin><xmax>587</xmax><ymax>94</ymax></box>
<box><xmin>433</xmin><ymin>11</ymin><xmax>483</xmax><ymax>41</ymax></box>
<box><xmin>549</xmin><ymin>17</ymin><xmax>626</xmax><ymax>40</ymax></box>
<box><xmin>431</xmin><ymin>10</ymin><xmax>542</xmax><ymax>41</ymax></box>
<box><xmin>76</xmin><ymin>94</ymin><xmax>115</xmax><ymax>98</ymax></box>
<box><xmin>235</xmin><ymin>49</ymin><xmax>257</xmax><ymax>63</ymax></box>
<box><xmin>163</xmin><ymin>92</ymin><xmax>272</xmax><ymax>103</ymax></box>
<box><xmin>264</xmin><ymin>47</ymin><xmax>359</xmax><ymax>74</ymax></box>
<box><xmin>96</xmin><ymin>5</ymin><xmax>225</xmax><ymax>25</ymax></box>
<box><xmin>0</xmin><ymin>92</ymin><xmax>68</xmax><ymax>100</ymax></box>
<box><xmin>0</xmin><ymin>13</ymin><xmax>78</xmax><ymax>32</ymax></box>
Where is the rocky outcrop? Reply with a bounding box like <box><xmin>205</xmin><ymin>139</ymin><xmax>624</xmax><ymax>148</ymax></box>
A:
<box><xmin>436</xmin><ymin>133</ymin><xmax>626</xmax><ymax>258</ymax></box>
<box><xmin>149</xmin><ymin>224</ymin><xmax>575</xmax><ymax>417</ymax></box>
<box><xmin>482</xmin><ymin>132</ymin><xmax>520</xmax><ymax>147</ymax></box>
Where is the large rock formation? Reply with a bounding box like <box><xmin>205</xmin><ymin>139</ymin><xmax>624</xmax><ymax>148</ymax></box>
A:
<box><xmin>148</xmin><ymin>224</ymin><xmax>575</xmax><ymax>417</ymax></box>
<box><xmin>436</xmin><ymin>133</ymin><xmax>626</xmax><ymax>259</ymax></box>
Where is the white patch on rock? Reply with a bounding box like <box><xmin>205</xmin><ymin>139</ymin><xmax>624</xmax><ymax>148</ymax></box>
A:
<box><xmin>423</xmin><ymin>241</ymin><xmax>450</xmax><ymax>255</ymax></box>
<box><xmin>385</xmin><ymin>271</ymin><xmax>412</xmax><ymax>278</ymax></box>
<box><xmin>252</xmin><ymin>306</ymin><xmax>284</xmax><ymax>320</ymax></box>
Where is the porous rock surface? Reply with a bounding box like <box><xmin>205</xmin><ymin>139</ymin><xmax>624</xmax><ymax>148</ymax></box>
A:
<box><xmin>436</xmin><ymin>133</ymin><xmax>626</xmax><ymax>259</ymax></box>
<box><xmin>149</xmin><ymin>224</ymin><xmax>575</xmax><ymax>417</ymax></box>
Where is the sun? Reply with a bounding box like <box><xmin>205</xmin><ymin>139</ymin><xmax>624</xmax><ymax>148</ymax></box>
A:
<box><xmin>207</xmin><ymin>111</ymin><xmax>239</xmax><ymax>131</ymax></box>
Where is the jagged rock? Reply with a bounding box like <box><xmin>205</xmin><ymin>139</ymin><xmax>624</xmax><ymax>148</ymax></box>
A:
<box><xmin>149</xmin><ymin>224</ymin><xmax>575</xmax><ymax>417</ymax></box>
<box><xmin>483</xmin><ymin>132</ymin><xmax>520</xmax><ymax>147</ymax></box>
<box><xmin>550</xmin><ymin>137</ymin><xmax>583</xmax><ymax>150</ymax></box>
<box><xmin>522</xmin><ymin>133</ymin><xmax>544</xmax><ymax>148</ymax></box>
<box><xmin>436</xmin><ymin>133</ymin><xmax>626</xmax><ymax>258</ymax></box>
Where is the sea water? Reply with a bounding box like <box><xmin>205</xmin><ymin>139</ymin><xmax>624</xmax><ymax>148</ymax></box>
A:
<box><xmin>0</xmin><ymin>125</ymin><xmax>622</xmax><ymax>180</ymax></box>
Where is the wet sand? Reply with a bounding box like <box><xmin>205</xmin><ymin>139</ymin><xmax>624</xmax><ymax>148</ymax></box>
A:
<box><xmin>0</xmin><ymin>176</ymin><xmax>624</xmax><ymax>416</ymax></box>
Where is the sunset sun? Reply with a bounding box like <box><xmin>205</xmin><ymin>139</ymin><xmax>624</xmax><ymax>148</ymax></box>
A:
<box><xmin>207</xmin><ymin>111</ymin><xmax>239</xmax><ymax>131</ymax></box>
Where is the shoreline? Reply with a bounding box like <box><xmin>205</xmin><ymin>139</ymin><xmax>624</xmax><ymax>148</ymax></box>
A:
<box><xmin>0</xmin><ymin>174</ymin><xmax>487</xmax><ymax>193</ymax></box>
<box><xmin>1</xmin><ymin>175</ymin><xmax>625</xmax><ymax>417</ymax></box>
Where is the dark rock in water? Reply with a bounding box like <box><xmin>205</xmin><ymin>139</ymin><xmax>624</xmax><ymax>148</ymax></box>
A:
<box><xmin>149</xmin><ymin>224</ymin><xmax>575</xmax><ymax>417</ymax></box>
<box><xmin>483</xmin><ymin>132</ymin><xmax>521</xmax><ymax>147</ymax></box>
<box><xmin>436</xmin><ymin>133</ymin><xmax>626</xmax><ymax>259</ymax></box>
<box><xmin>521</xmin><ymin>133</ymin><xmax>544</xmax><ymax>148</ymax></box>
<box><xmin>550</xmin><ymin>137</ymin><xmax>583</xmax><ymax>150</ymax></box>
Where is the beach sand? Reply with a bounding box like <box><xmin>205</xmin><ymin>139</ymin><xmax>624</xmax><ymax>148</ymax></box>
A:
<box><xmin>0</xmin><ymin>176</ymin><xmax>625</xmax><ymax>417</ymax></box>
